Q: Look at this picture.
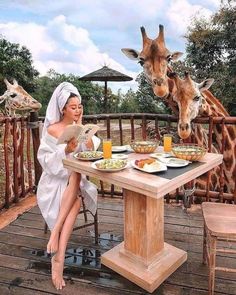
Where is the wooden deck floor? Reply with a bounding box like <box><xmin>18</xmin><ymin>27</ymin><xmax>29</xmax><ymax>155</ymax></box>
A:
<box><xmin>0</xmin><ymin>197</ymin><xmax>236</xmax><ymax>295</ymax></box>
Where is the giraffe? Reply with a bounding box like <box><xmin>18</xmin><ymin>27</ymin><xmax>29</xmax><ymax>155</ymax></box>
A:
<box><xmin>121</xmin><ymin>25</ymin><xmax>183</xmax><ymax>100</ymax></box>
<box><xmin>168</xmin><ymin>72</ymin><xmax>236</xmax><ymax>193</ymax></box>
<box><xmin>122</xmin><ymin>25</ymin><xmax>235</xmax><ymax>195</ymax></box>
<box><xmin>0</xmin><ymin>78</ymin><xmax>42</xmax><ymax>200</ymax></box>
<box><xmin>0</xmin><ymin>78</ymin><xmax>41</xmax><ymax>116</ymax></box>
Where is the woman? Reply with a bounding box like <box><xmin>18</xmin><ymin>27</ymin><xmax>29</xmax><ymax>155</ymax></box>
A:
<box><xmin>37</xmin><ymin>82</ymin><xmax>100</xmax><ymax>290</ymax></box>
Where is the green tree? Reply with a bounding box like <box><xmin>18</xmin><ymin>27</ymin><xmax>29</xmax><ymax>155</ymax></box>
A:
<box><xmin>0</xmin><ymin>38</ymin><xmax>39</xmax><ymax>94</ymax></box>
<box><xmin>184</xmin><ymin>0</ymin><xmax>236</xmax><ymax>114</ymax></box>
<box><xmin>119</xmin><ymin>89</ymin><xmax>139</xmax><ymax>113</ymax></box>
<box><xmin>33</xmin><ymin>70</ymin><xmax>106</xmax><ymax>116</ymax></box>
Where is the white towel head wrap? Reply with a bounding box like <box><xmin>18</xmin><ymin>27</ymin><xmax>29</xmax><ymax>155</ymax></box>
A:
<box><xmin>42</xmin><ymin>82</ymin><xmax>81</xmax><ymax>137</ymax></box>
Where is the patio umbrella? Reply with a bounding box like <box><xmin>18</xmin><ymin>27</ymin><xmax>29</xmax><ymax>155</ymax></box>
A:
<box><xmin>79</xmin><ymin>66</ymin><xmax>133</xmax><ymax>113</ymax></box>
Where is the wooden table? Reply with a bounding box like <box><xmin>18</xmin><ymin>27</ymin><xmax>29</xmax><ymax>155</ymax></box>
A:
<box><xmin>63</xmin><ymin>152</ymin><xmax>223</xmax><ymax>293</ymax></box>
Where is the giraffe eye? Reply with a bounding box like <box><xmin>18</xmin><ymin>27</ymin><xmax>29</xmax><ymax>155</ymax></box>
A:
<box><xmin>10</xmin><ymin>93</ymin><xmax>17</xmax><ymax>98</ymax></box>
<box><xmin>138</xmin><ymin>58</ymin><xmax>145</xmax><ymax>66</ymax></box>
<box><xmin>166</xmin><ymin>55</ymin><xmax>172</xmax><ymax>62</ymax></box>
<box><xmin>193</xmin><ymin>96</ymin><xmax>201</xmax><ymax>102</ymax></box>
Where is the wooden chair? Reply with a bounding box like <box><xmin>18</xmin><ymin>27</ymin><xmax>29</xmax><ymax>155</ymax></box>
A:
<box><xmin>202</xmin><ymin>202</ymin><xmax>236</xmax><ymax>295</ymax></box>
<box><xmin>44</xmin><ymin>196</ymin><xmax>99</xmax><ymax>244</ymax></box>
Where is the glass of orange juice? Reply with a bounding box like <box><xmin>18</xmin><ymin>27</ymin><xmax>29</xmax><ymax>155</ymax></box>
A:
<box><xmin>163</xmin><ymin>134</ymin><xmax>172</xmax><ymax>152</ymax></box>
<box><xmin>103</xmin><ymin>138</ymin><xmax>112</xmax><ymax>159</ymax></box>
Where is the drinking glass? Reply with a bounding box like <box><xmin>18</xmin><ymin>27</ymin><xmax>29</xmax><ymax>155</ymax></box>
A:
<box><xmin>103</xmin><ymin>138</ymin><xmax>112</xmax><ymax>159</ymax></box>
<box><xmin>163</xmin><ymin>134</ymin><xmax>172</xmax><ymax>152</ymax></box>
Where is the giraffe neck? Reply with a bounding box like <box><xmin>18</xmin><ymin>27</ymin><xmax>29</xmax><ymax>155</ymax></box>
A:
<box><xmin>195</xmin><ymin>90</ymin><xmax>235</xmax><ymax>193</ymax></box>
<box><xmin>200</xmin><ymin>90</ymin><xmax>229</xmax><ymax>117</ymax></box>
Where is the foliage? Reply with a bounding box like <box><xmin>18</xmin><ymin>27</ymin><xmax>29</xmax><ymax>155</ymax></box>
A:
<box><xmin>32</xmin><ymin>69</ymin><xmax>115</xmax><ymax>116</ymax></box>
<box><xmin>0</xmin><ymin>37</ymin><xmax>39</xmax><ymax>94</ymax></box>
<box><xmin>119</xmin><ymin>89</ymin><xmax>139</xmax><ymax>113</ymax></box>
<box><xmin>184</xmin><ymin>0</ymin><xmax>236</xmax><ymax>114</ymax></box>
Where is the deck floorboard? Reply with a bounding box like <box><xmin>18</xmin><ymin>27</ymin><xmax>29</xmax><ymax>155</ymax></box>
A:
<box><xmin>0</xmin><ymin>197</ymin><xmax>235</xmax><ymax>295</ymax></box>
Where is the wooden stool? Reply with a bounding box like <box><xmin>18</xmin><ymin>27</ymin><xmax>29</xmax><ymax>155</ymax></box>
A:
<box><xmin>44</xmin><ymin>196</ymin><xmax>99</xmax><ymax>244</ymax></box>
<box><xmin>202</xmin><ymin>202</ymin><xmax>236</xmax><ymax>295</ymax></box>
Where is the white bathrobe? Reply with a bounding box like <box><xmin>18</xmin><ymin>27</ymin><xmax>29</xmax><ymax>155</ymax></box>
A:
<box><xmin>37</xmin><ymin>131</ymin><xmax>100</xmax><ymax>230</ymax></box>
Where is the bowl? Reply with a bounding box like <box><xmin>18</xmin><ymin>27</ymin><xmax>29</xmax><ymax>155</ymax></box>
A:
<box><xmin>130</xmin><ymin>141</ymin><xmax>159</xmax><ymax>154</ymax></box>
<box><xmin>172</xmin><ymin>144</ymin><xmax>207</xmax><ymax>161</ymax></box>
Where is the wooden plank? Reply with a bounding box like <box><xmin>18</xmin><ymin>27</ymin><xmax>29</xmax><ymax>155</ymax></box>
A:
<box><xmin>1</xmin><ymin>197</ymin><xmax>235</xmax><ymax>295</ymax></box>
<box><xmin>0</xmin><ymin>194</ymin><xmax>36</xmax><ymax>229</ymax></box>
<box><xmin>0</xmin><ymin>283</ymin><xmax>54</xmax><ymax>295</ymax></box>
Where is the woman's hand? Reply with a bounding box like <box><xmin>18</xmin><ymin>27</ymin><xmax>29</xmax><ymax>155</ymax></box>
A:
<box><xmin>76</xmin><ymin>105</ymin><xmax>83</xmax><ymax>125</ymax></box>
<box><xmin>65</xmin><ymin>137</ymin><xmax>78</xmax><ymax>154</ymax></box>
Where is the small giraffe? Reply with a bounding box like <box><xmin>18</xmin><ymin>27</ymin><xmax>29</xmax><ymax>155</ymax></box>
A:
<box><xmin>122</xmin><ymin>25</ymin><xmax>183</xmax><ymax>99</ymax></box>
<box><xmin>0</xmin><ymin>78</ymin><xmax>42</xmax><ymax>199</ymax></box>
<box><xmin>0</xmin><ymin>78</ymin><xmax>41</xmax><ymax>116</ymax></box>
<box><xmin>168</xmin><ymin>72</ymin><xmax>236</xmax><ymax>193</ymax></box>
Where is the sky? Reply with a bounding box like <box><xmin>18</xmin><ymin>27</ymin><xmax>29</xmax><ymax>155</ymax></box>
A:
<box><xmin>0</xmin><ymin>0</ymin><xmax>222</xmax><ymax>94</ymax></box>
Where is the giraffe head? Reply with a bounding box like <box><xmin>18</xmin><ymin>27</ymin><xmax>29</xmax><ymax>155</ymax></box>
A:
<box><xmin>169</xmin><ymin>72</ymin><xmax>214</xmax><ymax>139</ymax></box>
<box><xmin>122</xmin><ymin>25</ymin><xmax>183</xmax><ymax>98</ymax></box>
<box><xmin>0</xmin><ymin>78</ymin><xmax>42</xmax><ymax>116</ymax></box>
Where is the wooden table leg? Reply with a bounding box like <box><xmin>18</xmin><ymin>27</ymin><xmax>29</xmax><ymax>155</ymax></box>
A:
<box><xmin>101</xmin><ymin>189</ymin><xmax>187</xmax><ymax>293</ymax></box>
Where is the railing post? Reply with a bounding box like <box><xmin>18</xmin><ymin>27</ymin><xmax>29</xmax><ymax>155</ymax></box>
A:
<box><xmin>28</xmin><ymin>112</ymin><xmax>42</xmax><ymax>188</ymax></box>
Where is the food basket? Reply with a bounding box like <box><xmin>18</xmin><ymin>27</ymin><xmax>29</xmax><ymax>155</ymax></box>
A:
<box><xmin>130</xmin><ymin>141</ymin><xmax>158</xmax><ymax>154</ymax></box>
<box><xmin>172</xmin><ymin>144</ymin><xmax>206</xmax><ymax>161</ymax></box>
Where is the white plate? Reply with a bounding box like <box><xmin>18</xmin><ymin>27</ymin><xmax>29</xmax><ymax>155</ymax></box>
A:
<box><xmin>112</xmin><ymin>145</ymin><xmax>127</xmax><ymax>153</ymax></box>
<box><xmin>150</xmin><ymin>152</ymin><xmax>173</xmax><ymax>158</ymax></box>
<box><xmin>112</xmin><ymin>154</ymin><xmax>128</xmax><ymax>160</ymax></box>
<box><xmin>130</xmin><ymin>160</ymin><xmax>167</xmax><ymax>173</ymax></box>
<box><xmin>91</xmin><ymin>159</ymin><xmax>129</xmax><ymax>172</ymax></box>
<box><xmin>156</xmin><ymin>157</ymin><xmax>190</xmax><ymax>167</ymax></box>
<box><xmin>74</xmin><ymin>151</ymin><xmax>103</xmax><ymax>161</ymax></box>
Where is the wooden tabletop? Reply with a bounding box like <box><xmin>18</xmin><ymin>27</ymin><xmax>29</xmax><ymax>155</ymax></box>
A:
<box><xmin>63</xmin><ymin>152</ymin><xmax>223</xmax><ymax>199</ymax></box>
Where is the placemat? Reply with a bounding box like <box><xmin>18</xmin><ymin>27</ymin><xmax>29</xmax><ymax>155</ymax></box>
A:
<box><xmin>154</xmin><ymin>161</ymin><xmax>205</xmax><ymax>180</ymax></box>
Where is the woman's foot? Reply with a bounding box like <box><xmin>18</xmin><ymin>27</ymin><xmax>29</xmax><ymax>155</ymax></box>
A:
<box><xmin>47</xmin><ymin>230</ymin><xmax>59</xmax><ymax>254</ymax></box>
<box><xmin>51</xmin><ymin>256</ymin><xmax>66</xmax><ymax>290</ymax></box>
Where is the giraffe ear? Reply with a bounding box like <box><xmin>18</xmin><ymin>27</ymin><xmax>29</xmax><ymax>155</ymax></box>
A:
<box><xmin>121</xmin><ymin>48</ymin><xmax>140</xmax><ymax>60</ymax></box>
<box><xmin>198</xmin><ymin>79</ymin><xmax>214</xmax><ymax>92</ymax></box>
<box><xmin>170</xmin><ymin>51</ymin><xmax>183</xmax><ymax>61</ymax></box>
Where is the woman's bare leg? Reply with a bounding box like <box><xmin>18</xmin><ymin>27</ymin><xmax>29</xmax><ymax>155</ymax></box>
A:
<box><xmin>47</xmin><ymin>172</ymin><xmax>81</xmax><ymax>254</ymax></box>
<box><xmin>51</xmin><ymin>197</ymin><xmax>81</xmax><ymax>290</ymax></box>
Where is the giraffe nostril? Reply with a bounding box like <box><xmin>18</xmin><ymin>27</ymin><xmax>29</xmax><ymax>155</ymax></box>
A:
<box><xmin>179</xmin><ymin>123</ymin><xmax>189</xmax><ymax>131</ymax></box>
<box><xmin>153</xmin><ymin>78</ymin><xmax>164</xmax><ymax>86</ymax></box>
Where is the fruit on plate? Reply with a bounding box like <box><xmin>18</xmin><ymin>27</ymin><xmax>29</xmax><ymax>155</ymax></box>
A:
<box><xmin>78</xmin><ymin>151</ymin><xmax>103</xmax><ymax>159</ymax></box>
<box><xmin>95</xmin><ymin>159</ymin><xmax>127</xmax><ymax>169</ymax></box>
<box><xmin>135</xmin><ymin>158</ymin><xmax>155</xmax><ymax>168</ymax></box>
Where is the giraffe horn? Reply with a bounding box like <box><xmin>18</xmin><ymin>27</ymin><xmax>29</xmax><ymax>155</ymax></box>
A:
<box><xmin>157</xmin><ymin>24</ymin><xmax>165</xmax><ymax>44</ymax></box>
<box><xmin>140</xmin><ymin>26</ymin><xmax>148</xmax><ymax>46</ymax></box>
<box><xmin>184</xmin><ymin>72</ymin><xmax>191</xmax><ymax>80</ymax></box>
<box><xmin>13</xmin><ymin>79</ymin><xmax>18</xmax><ymax>86</ymax></box>
<box><xmin>4</xmin><ymin>78</ymin><xmax>12</xmax><ymax>89</ymax></box>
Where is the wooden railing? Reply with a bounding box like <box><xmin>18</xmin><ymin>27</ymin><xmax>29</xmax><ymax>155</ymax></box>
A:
<box><xmin>0</xmin><ymin>112</ymin><xmax>236</xmax><ymax>210</ymax></box>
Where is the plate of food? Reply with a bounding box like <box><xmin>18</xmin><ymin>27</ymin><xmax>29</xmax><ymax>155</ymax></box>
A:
<box><xmin>155</xmin><ymin>157</ymin><xmax>190</xmax><ymax>167</ymax></box>
<box><xmin>92</xmin><ymin>159</ymin><xmax>129</xmax><ymax>172</ymax></box>
<box><xmin>150</xmin><ymin>152</ymin><xmax>173</xmax><ymax>159</ymax></box>
<box><xmin>112</xmin><ymin>154</ymin><xmax>128</xmax><ymax>160</ymax></box>
<box><xmin>74</xmin><ymin>151</ymin><xmax>103</xmax><ymax>161</ymax></box>
<box><xmin>112</xmin><ymin>145</ymin><xmax>127</xmax><ymax>153</ymax></box>
<box><xmin>131</xmin><ymin>158</ymin><xmax>167</xmax><ymax>173</ymax></box>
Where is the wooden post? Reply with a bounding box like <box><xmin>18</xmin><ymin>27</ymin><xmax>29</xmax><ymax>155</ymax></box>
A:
<box><xmin>28</xmin><ymin>112</ymin><xmax>42</xmax><ymax>187</ymax></box>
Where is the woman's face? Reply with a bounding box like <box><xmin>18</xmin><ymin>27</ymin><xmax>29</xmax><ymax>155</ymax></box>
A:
<box><xmin>63</xmin><ymin>96</ymin><xmax>83</xmax><ymax>122</ymax></box>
